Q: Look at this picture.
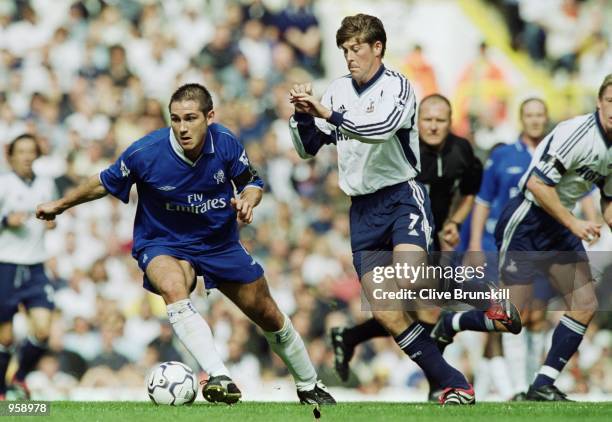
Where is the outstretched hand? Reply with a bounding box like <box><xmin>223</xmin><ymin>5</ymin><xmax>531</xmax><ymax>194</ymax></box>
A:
<box><xmin>289</xmin><ymin>83</ymin><xmax>331</xmax><ymax>119</ymax></box>
<box><xmin>231</xmin><ymin>197</ymin><xmax>254</xmax><ymax>225</ymax></box>
<box><xmin>36</xmin><ymin>201</ymin><xmax>64</xmax><ymax>221</ymax></box>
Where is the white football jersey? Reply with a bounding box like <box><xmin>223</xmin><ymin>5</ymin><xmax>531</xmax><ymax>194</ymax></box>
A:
<box><xmin>0</xmin><ymin>172</ymin><xmax>57</xmax><ymax>264</ymax></box>
<box><xmin>520</xmin><ymin>112</ymin><xmax>612</xmax><ymax>209</ymax></box>
<box><xmin>289</xmin><ymin>66</ymin><xmax>419</xmax><ymax>196</ymax></box>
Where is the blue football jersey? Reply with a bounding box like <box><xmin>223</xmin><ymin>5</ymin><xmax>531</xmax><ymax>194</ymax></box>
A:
<box><xmin>99</xmin><ymin>124</ymin><xmax>263</xmax><ymax>256</ymax></box>
<box><xmin>459</xmin><ymin>140</ymin><xmax>532</xmax><ymax>251</ymax></box>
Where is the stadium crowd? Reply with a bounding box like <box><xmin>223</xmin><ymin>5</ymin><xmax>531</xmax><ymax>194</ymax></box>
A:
<box><xmin>0</xmin><ymin>0</ymin><xmax>610</xmax><ymax>400</ymax></box>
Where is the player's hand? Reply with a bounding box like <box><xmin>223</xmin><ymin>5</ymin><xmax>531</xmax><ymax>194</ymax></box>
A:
<box><xmin>290</xmin><ymin>84</ymin><xmax>332</xmax><ymax>119</ymax></box>
<box><xmin>289</xmin><ymin>83</ymin><xmax>314</xmax><ymax>114</ymax></box>
<box><xmin>440</xmin><ymin>221</ymin><xmax>460</xmax><ymax>248</ymax></box>
<box><xmin>569</xmin><ymin>218</ymin><xmax>601</xmax><ymax>243</ymax></box>
<box><xmin>4</xmin><ymin>212</ymin><xmax>28</xmax><ymax>228</ymax></box>
<box><xmin>36</xmin><ymin>201</ymin><xmax>64</xmax><ymax>221</ymax></box>
<box><xmin>231</xmin><ymin>198</ymin><xmax>254</xmax><ymax>224</ymax></box>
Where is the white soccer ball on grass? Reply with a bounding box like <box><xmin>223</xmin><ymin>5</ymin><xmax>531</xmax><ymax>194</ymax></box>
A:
<box><xmin>147</xmin><ymin>361</ymin><xmax>198</xmax><ymax>406</ymax></box>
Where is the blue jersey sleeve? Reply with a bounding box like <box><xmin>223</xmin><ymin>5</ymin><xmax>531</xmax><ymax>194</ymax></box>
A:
<box><xmin>225</xmin><ymin>136</ymin><xmax>264</xmax><ymax>193</ymax></box>
<box><xmin>476</xmin><ymin>149</ymin><xmax>501</xmax><ymax>206</ymax></box>
<box><xmin>99</xmin><ymin>146</ymin><xmax>139</xmax><ymax>203</ymax></box>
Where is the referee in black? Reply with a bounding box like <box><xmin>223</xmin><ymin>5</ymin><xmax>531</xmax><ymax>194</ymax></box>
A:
<box><xmin>331</xmin><ymin>94</ymin><xmax>483</xmax><ymax>398</ymax></box>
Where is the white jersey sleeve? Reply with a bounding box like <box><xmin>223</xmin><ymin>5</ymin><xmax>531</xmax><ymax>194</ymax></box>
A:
<box><xmin>288</xmin><ymin>86</ymin><xmax>337</xmax><ymax>159</ymax></box>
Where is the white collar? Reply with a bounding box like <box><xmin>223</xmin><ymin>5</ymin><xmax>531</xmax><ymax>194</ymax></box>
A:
<box><xmin>168</xmin><ymin>128</ymin><xmax>214</xmax><ymax>166</ymax></box>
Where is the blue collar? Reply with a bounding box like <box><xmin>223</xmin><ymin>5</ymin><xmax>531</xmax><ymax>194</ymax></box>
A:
<box><xmin>351</xmin><ymin>64</ymin><xmax>386</xmax><ymax>95</ymax></box>
<box><xmin>594</xmin><ymin>110</ymin><xmax>611</xmax><ymax>147</ymax></box>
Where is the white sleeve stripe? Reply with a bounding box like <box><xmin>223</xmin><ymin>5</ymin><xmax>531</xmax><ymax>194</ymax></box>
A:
<box><xmin>557</xmin><ymin>117</ymin><xmax>594</xmax><ymax>158</ymax></box>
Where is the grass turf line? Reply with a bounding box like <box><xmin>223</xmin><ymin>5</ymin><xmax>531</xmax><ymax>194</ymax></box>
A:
<box><xmin>11</xmin><ymin>401</ymin><xmax>612</xmax><ymax>422</ymax></box>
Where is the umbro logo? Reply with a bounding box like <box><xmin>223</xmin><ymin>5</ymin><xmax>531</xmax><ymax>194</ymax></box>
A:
<box><xmin>507</xmin><ymin>166</ymin><xmax>524</xmax><ymax>175</ymax></box>
<box><xmin>156</xmin><ymin>185</ymin><xmax>176</xmax><ymax>191</ymax></box>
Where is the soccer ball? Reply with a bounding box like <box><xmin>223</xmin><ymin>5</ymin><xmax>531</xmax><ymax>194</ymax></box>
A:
<box><xmin>147</xmin><ymin>361</ymin><xmax>198</xmax><ymax>406</ymax></box>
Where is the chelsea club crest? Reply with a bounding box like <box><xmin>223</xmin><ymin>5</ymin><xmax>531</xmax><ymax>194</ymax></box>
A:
<box><xmin>214</xmin><ymin>169</ymin><xmax>225</xmax><ymax>184</ymax></box>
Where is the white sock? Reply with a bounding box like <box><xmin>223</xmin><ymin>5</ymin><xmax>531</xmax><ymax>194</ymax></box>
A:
<box><xmin>474</xmin><ymin>359</ymin><xmax>491</xmax><ymax>399</ymax></box>
<box><xmin>167</xmin><ymin>299</ymin><xmax>230</xmax><ymax>377</ymax></box>
<box><xmin>502</xmin><ymin>330</ymin><xmax>528</xmax><ymax>394</ymax></box>
<box><xmin>490</xmin><ymin>356</ymin><xmax>514</xmax><ymax>400</ymax></box>
<box><xmin>263</xmin><ymin>314</ymin><xmax>317</xmax><ymax>391</ymax></box>
<box><xmin>526</xmin><ymin>330</ymin><xmax>547</xmax><ymax>383</ymax></box>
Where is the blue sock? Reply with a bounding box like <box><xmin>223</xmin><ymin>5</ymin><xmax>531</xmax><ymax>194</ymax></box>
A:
<box><xmin>419</xmin><ymin>322</ymin><xmax>440</xmax><ymax>391</ymax></box>
<box><xmin>395</xmin><ymin>322</ymin><xmax>469</xmax><ymax>389</ymax></box>
<box><xmin>0</xmin><ymin>345</ymin><xmax>11</xmax><ymax>395</ymax></box>
<box><xmin>444</xmin><ymin>311</ymin><xmax>494</xmax><ymax>334</ymax></box>
<box><xmin>532</xmin><ymin>315</ymin><xmax>586</xmax><ymax>389</ymax></box>
<box><xmin>15</xmin><ymin>337</ymin><xmax>47</xmax><ymax>381</ymax></box>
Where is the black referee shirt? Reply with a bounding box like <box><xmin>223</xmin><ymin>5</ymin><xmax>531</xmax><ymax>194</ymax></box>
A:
<box><xmin>417</xmin><ymin>133</ymin><xmax>483</xmax><ymax>236</ymax></box>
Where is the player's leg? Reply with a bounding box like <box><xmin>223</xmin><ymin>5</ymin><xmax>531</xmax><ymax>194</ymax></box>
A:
<box><xmin>527</xmin><ymin>259</ymin><xmax>596</xmax><ymax>401</ymax></box>
<box><xmin>217</xmin><ymin>276</ymin><xmax>335</xmax><ymax>404</ymax></box>
<box><xmin>431</xmin><ymin>197</ymin><xmax>535</xmax><ymax>348</ymax></box>
<box><xmin>0</xmin><ymin>321</ymin><xmax>13</xmax><ymax>400</ymax></box>
<box><xmin>11</xmin><ymin>263</ymin><xmax>55</xmax><ymax>399</ymax></box>
<box><xmin>10</xmin><ymin>307</ymin><xmax>52</xmax><ymax>399</ymax></box>
<box><xmin>199</xmin><ymin>241</ymin><xmax>334</xmax><ymax>404</ymax></box>
<box><xmin>330</xmin><ymin>317</ymin><xmax>387</xmax><ymax>382</ymax></box>
<box><xmin>384</xmin><ymin>243</ymin><xmax>474</xmax><ymax>404</ymax></box>
<box><xmin>524</xmin><ymin>276</ymin><xmax>554</xmax><ymax>386</ymax></box>
<box><xmin>143</xmin><ymin>253</ymin><xmax>236</xmax><ymax>403</ymax></box>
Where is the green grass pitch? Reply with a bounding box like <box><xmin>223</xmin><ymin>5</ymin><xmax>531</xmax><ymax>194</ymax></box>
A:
<box><xmin>12</xmin><ymin>401</ymin><xmax>612</xmax><ymax>422</ymax></box>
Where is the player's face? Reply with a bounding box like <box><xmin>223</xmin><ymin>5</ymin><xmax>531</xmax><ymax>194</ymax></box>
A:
<box><xmin>170</xmin><ymin>100</ymin><xmax>214</xmax><ymax>158</ymax></box>
<box><xmin>520</xmin><ymin>100</ymin><xmax>548</xmax><ymax>141</ymax></box>
<box><xmin>9</xmin><ymin>137</ymin><xmax>38</xmax><ymax>178</ymax></box>
<box><xmin>341</xmin><ymin>38</ymin><xmax>383</xmax><ymax>85</ymax></box>
<box><xmin>597</xmin><ymin>85</ymin><xmax>612</xmax><ymax>137</ymax></box>
<box><xmin>418</xmin><ymin>100</ymin><xmax>451</xmax><ymax>148</ymax></box>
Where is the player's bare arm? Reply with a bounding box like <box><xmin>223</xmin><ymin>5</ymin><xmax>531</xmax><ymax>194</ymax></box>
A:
<box><xmin>441</xmin><ymin>194</ymin><xmax>475</xmax><ymax>247</ymax></box>
<box><xmin>2</xmin><ymin>211</ymin><xmax>29</xmax><ymax>228</ymax></box>
<box><xmin>601</xmin><ymin>198</ymin><xmax>612</xmax><ymax>229</ymax></box>
<box><xmin>468</xmin><ymin>202</ymin><xmax>490</xmax><ymax>251</ymax></box>
<box><xmin>526</xmin><ymin>175</ymin><xmax>601</xmax><ymax>241</ymax></box>
<box><xmin>35</xmin><ymin>174</ymin><xmax>108</xmax><ymax>221</ymax></box>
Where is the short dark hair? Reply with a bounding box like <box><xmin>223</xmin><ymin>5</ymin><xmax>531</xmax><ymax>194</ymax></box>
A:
<box><xmin>598</xmin><ymin>73</ymin><xmax>612</xmax><ymax>99</ymax></box>
<box><xmin>7</xmin><ymin>133</ymin><xmax>41</xmax><ymax>158</ymax></box>
<box><xmin>419</xmin><ymin>94</ymin><xmax>452</xmax><ymax>117</ymax></box>
<box><xmin>519</xmin><ymin>97</ymin><xmax>548</xmax><ymax>116</ymax></box>
<box><xmin>169</xmin><ymin>83</ymin><xmax>213</xmax><ymax>115</ymax></box>
<box><xmin>336</xmin><ymin>14</ymin><xmax>387</xmax><ymax>58</ymax></box>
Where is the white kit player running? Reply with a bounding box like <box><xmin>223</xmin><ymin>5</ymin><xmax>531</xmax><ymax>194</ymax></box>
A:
<box><xmin>288</xmin><ymin>13</ymin><xmax>477</xmax><ymax>405</ymax></box>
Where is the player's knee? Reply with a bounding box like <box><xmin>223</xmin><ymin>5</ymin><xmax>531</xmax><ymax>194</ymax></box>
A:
<box><xmin>157</xmin><ymin>278</ymin><xmax>189</xmax><ymax>304</ymax></box>
<box><xmin>577</xmin><ymin>294</ymin><xmax>598</xmax><ymax>316</ymax></box>
<box><xmin>253</xmin><ymin>301</ymin><xmax>284</xmax><ymax>332</ymax></box>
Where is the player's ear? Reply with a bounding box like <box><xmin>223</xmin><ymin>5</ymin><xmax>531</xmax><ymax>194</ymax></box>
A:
<box><xmin>373</xmin><ymin>41</ymin><xmax>383</xmax><ymax>57</ymax></box>
<box><xmin>206</xmin><ymin>110</ymin><xmax>215</xmax><ymax>124</ymax></box>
